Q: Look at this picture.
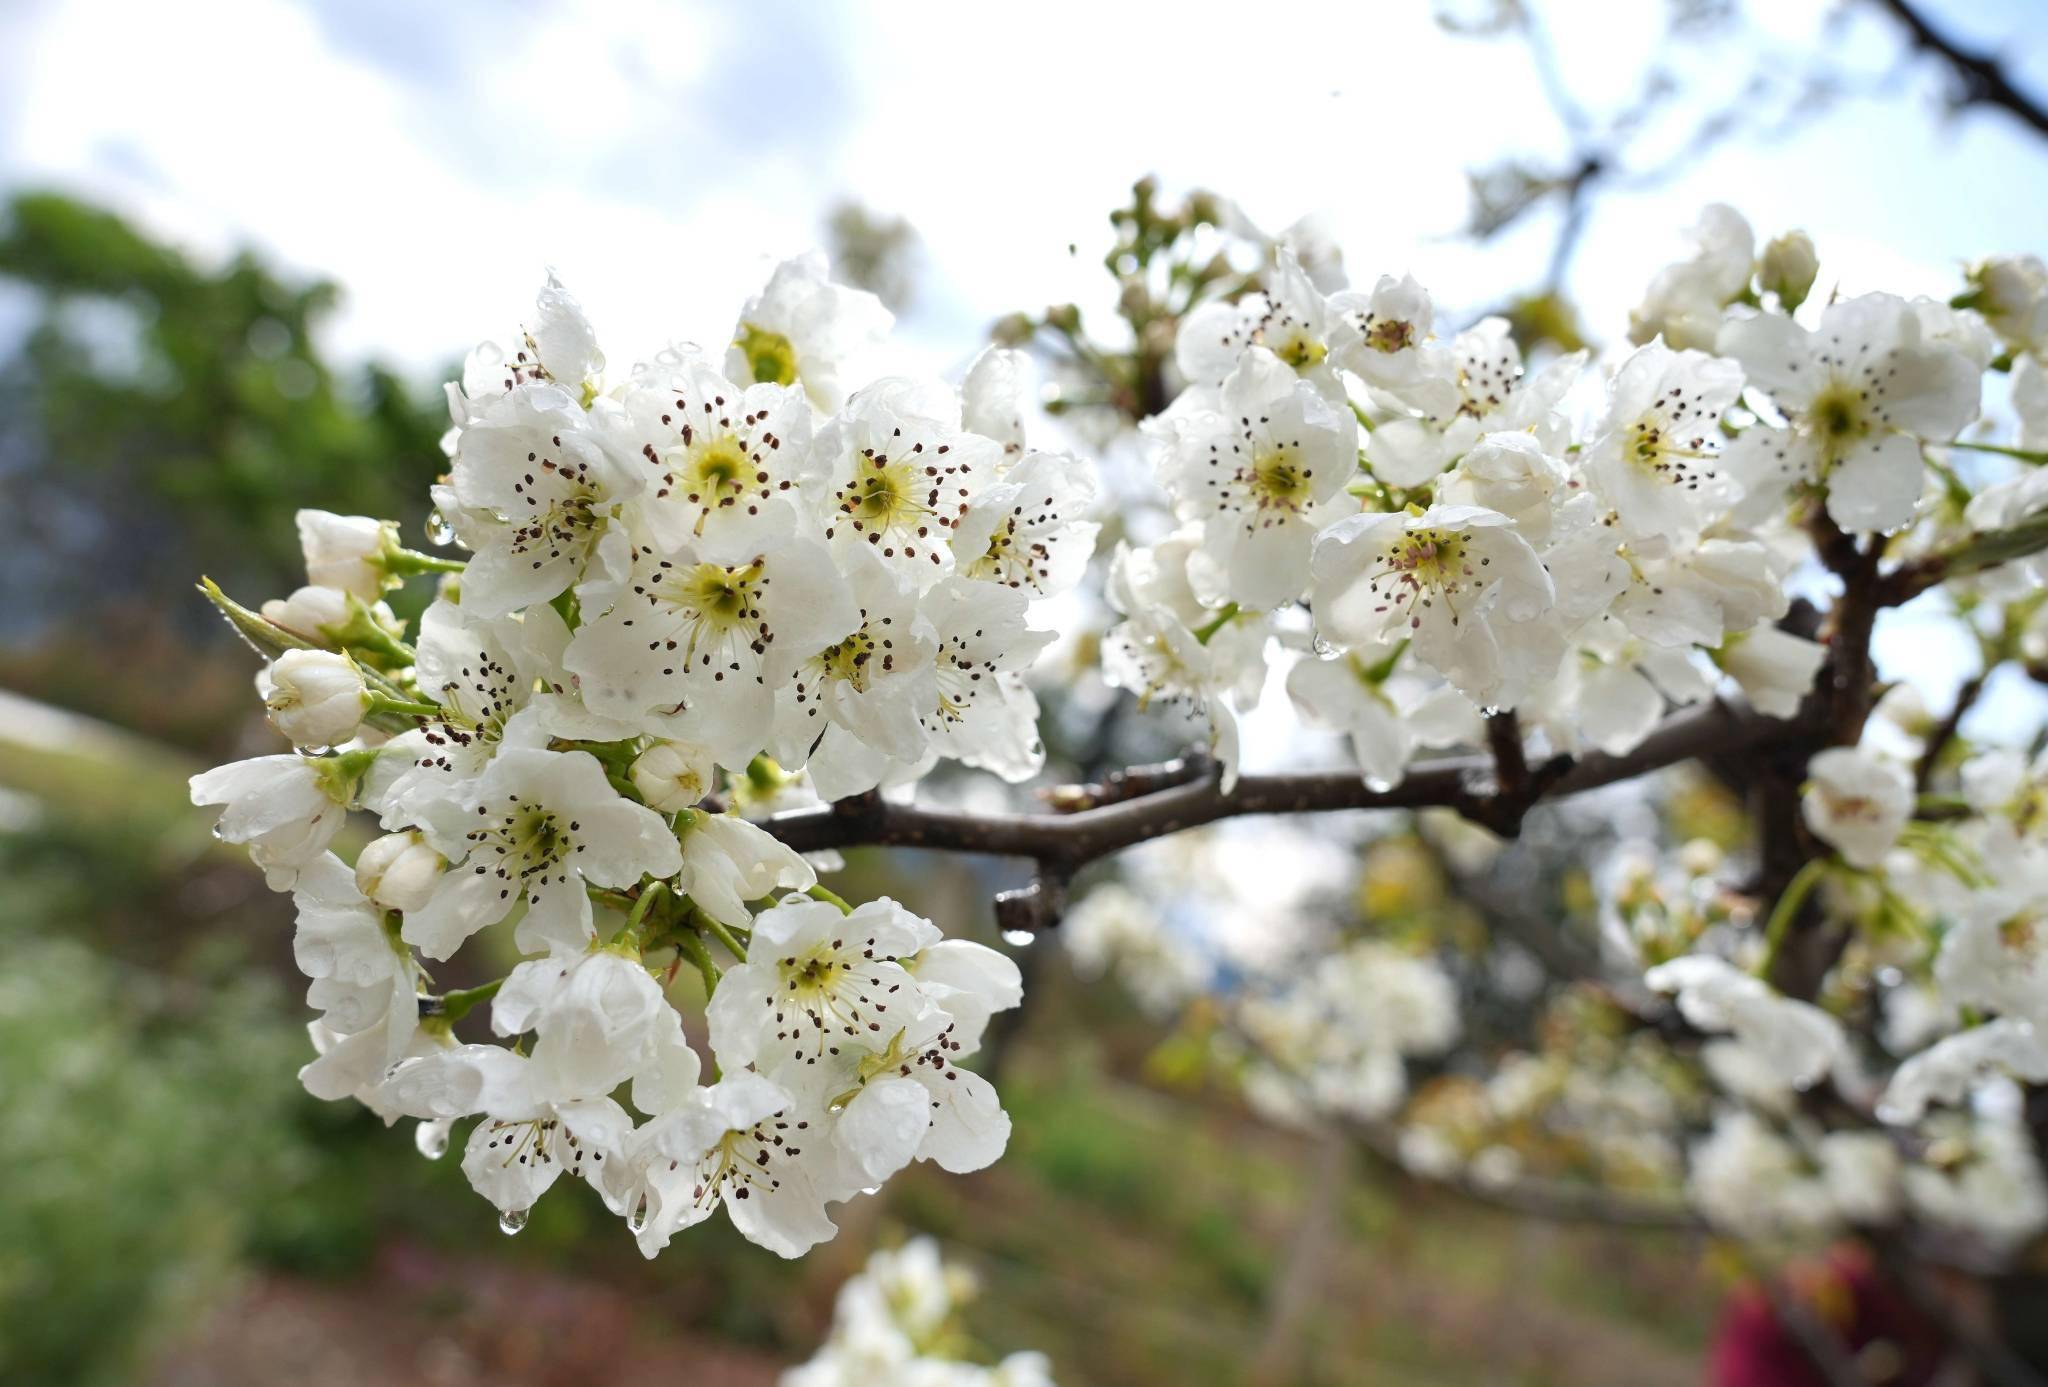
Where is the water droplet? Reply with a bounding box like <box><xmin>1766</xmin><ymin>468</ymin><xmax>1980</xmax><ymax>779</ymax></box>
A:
<box><xmin>426</xmin><ymin>508</ymin><xmax>455</xmax><ymax>545</ymax></box>
<box><xmin>1311</xmin><ymin>634</ymin><xmax>1336</xmax><ymax>658</ymax></box>
<box><xmin>1364</xmin><ymin>775</ymin><xmax>1395</xmax><ymax>794</ymax></box>
<box><xmin>299</xmin><ymin>743</ymin><xmax>333</xmax><ymax>758</ymax></box>
<box><xmin>1001</xmin><ymin>929</ymin><xmax>1035</xmax><ymax>947</ymax></box>
<box><xmin>827</xmin><ymin>1100</ymin><xmax>846</xmax><ymax>1114</ymax></box>
<box><xmin>860</xmin><ymin>1185</ymin><xmax>882</xmax><ymax>1197</ymax></box>
<box><xmin>209</xmin><ymin>825</ymin><xmax>226</xmax><ymax>841</ymax></box>
<box><xmin>627</xmin><ymin>1197</ymin><xmax>650</xmax><ymax>1234</ymax></box>
<box><xmin>414</xmin><ymin>1120</ymin><xmax>449</xmax><ymax>1160</ymax></box>
<box><xmin>498</xmin><ymin>1207</ymin><xmax>529</xmax><ymax>1236</ymax></box>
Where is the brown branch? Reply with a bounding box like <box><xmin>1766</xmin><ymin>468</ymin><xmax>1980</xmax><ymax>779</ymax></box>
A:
<box><xmin>1916</xmin><ymin>669</ymin><xmax>1987</xmax><ymax>791</ymax></box>
<box><xmin>760</xmin><ymin>699</ymin><xmax>1796</xmax><ymax>892</ymax></box>
<box><xmin>1872</xmin><ymin>0</ymin><xmax>2048</xmax><ymax>141</ymax></box>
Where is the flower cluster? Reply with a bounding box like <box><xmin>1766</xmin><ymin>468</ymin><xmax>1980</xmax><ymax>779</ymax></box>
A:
<box><xmin>782</xmin><ymin>1237</ymin><xmax>1054</xmax><ymax>1387</ymax></box>
<box><xmin>186</xmin><ymin>192</ymin><xmax>2048</xmax><ymax>1270</ymax></box>
<box><xmin>190</xmin><ymin>258</ymin><xmax>1059</xmax><ymax>1255</ymax></box>
<box><xmin>1103</xmin><ymin>206</ymin><xmax>2015</xmax><ymax>787</ymax></box>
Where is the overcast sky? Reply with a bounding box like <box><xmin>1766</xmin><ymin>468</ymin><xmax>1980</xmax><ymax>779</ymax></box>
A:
<box><xmin>2</xmin><ymin>0</ymin><xmax>2043</xmax><ymax>379</ymax></box>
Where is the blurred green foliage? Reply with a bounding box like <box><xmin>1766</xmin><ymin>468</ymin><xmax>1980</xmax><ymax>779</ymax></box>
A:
<box><xmin>0</xmin><ymin>191</ymin><xmax>446</xmax><ymax>748</ymax></box>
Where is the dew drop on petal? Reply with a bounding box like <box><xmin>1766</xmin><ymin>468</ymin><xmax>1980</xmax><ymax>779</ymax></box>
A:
<box><xmin>414</xmin><ymin>1120</ymin><xmax>449</xmax><ymax>1160</ymax></box>
<box><xmin>498</xmin><ymin>1207</ymin><xmax>530</xmax><ymax>1236</ymax></box>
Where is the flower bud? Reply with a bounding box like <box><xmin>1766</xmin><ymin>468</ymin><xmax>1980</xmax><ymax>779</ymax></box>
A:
<box><xmin>296</xmin><ymin>509</ymin><xmax>398</xmax><ymax>599</ymax></box>
<box><xmin>262</xmin><ymin>585</ymin><xmax>405</xmax><ymax>648</ymax></box>
<box><xmin>1759</xmin><ymin>231</ymin><xmax>1817</xmax><ymax>311</ymax></box>
<box><xmin>631</xmin><ymin>740</ymin><xmax>716</xmax><ymax>812</ymax></box>
<box><xmin>261</xmin><ymin>585</ymin><xmax>352</xmax><ymax>644</ymax></box>
<box><xmin>265</xmin><ymin>649</ymin><xmax>371</xmax><ymax>747</ymax></box>
<box><xmin>355</xmin><ymin>830</ymin><xmax>444</xmax><ymax>913</ymax></box>
<box><xmin>1966</xmin><ymin>253</ymin><xmax>2048</xmax><ymax>349</ymax></box>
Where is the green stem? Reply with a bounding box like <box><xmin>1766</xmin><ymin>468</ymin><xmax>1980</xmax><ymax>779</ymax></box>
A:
<box><xmin>366</xmin><ymin>694</ymin><xmax>445</xmax><ymax>721</ymax></box>
<box><xmin>1193</xmin><ymin>602</ymin><xmax>1241</xmax><ymax>645</ymax></box>
<box><xmin>673</xmin><ymin>931</ymin><xmax>720</xmax><ymax>999</ymax></box>
<box><xmin>434</xmin><ymin>978</ymin><xmax>504</xmax><ymax>1024</ymax></box>
<box><xmin>1757</xmin><ymin>859</ymin><xmax>1831</xmax><ymax>979</ymax></box>
<box><xmin>1348</xmin><ymin>400</ymin><xmax>1376</xmax><ymax>433</ymax></box>
<box><xmin>1944</xmin><ymin>440</ymin><xmax>2048</xmax><ymax>466</ymax></box>
<box><xmin>695</xmin><ymin>909</ymin><xmax>749</xmax><ymax>963</ymax></box>
<box><xmin>805</xmin><ymin>883</ymin><xmax>854</xmax><ymax>914</ymax></box>
<box><xmin>616</xmin><ymin>881</ymin><xmax>667</xmax><ymax>946</ymax></box>
<box><xmin>383</xmin><ymin>548</ymin><xmax>468</xmax><ymax>576</ymax></box>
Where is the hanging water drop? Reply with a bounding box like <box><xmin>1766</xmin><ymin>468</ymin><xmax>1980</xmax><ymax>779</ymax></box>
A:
<box><xmin>414</xmin><ymin>1120</ymin><xmax>449</xmax><ymax>1160</ymax></box>
<box><xmin>426</xmin><ymin>508</ymin><xmax>455</xmax><ymax>545</ymax></box>
<box><xmin>1000</xmin><ymin>928</ymin><xmax>1035</xmax><ymax>948</ymax></box>
<box><xmin>498</xmin><ymin>1207</ymin><xmax>529</xmax><ymax>1236</ymax></box>
<box><xmin>627</xmin><ymin>1197</ymin><xmax>650</xmax><ymax>1235</ymax></box>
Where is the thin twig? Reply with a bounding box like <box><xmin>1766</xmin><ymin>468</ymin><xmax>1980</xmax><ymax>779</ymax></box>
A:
<box><xmin>758</xmin><ymin>699</ymin><xmax>1794</xmax><ymax>886</ymax></box>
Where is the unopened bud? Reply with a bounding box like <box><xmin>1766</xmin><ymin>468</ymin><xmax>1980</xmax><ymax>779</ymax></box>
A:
<box><xmin>632</xmin><ymin>740</ymin><xmax>717</xmax><ymax>812</ymax></box>
<box><xmin>264</xmin><ymin>649</ymin><xmax>371</xmax><ymax>747</ymax></box>
<box><xmin>355</xmin><ymin>830</ymin><xmax>443</xmax><ymax>914</ymax></box>
<box><xmin>1759</xmin><ymin>231</ymin><xmax>1818</xmax><ymax>311</ymax></box>
<box><xmin>296</xmin><ymin>509</ymin><xmax>401</xmax><ymax>599</ymax></box>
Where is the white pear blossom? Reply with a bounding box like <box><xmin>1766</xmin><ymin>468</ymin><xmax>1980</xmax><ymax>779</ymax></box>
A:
<box><xmin>1645</xmin><ymin>954</ymin><xmax>1843</xmax><ymax>1089</ymax></box>
<box><xmin>490</xmin><ymin>946</ymin><xmax>671</xmax><ymax>1102</ymax></box>
<box><xmin>1285</xmin><ymin>652</ymin><xmax>1480</xmax><ymax>788</ymax></box>
<box><xmin>1719</xmin><ymin>293</ymin><xmax>1982</xmax><ymax>532</ymax></box>
<box><xmin>1714</xmin><ymin>626</ymin><xmax>1826</xmax><ymax>718</ymax></box>
<box><xmin>961</xmin><ymin>345</ymin><xmax>1030</xmax><ymax>456</ymax></box>
<box><xmin>625</xmin><ymin>1070</ymin><xmax>842</xmax><ymax>1258</ymax></box>
<box><xmin>190</xmin><ymin>752</ymin><xmax>362</xmax><ymax>889</ymax></box>
<box><xmin>770</xmin><ymin>548</ymin><xmax>938</xmax><ymax>799</ymax></box>
<box><xmin>1879</xmin><ymin>1020</ymin><xmax>2048</xmax><ymax>1124</ymax></box>
<box><xmin>566</xmin><ymin>531</ymin><xmax>856</xmax><ymax>767</ymax></box>
<box><xmin>1580</xmin><ymin>340</ymin><xmax>1744</xmax><ymax>540</ymax></box>
<box><xmin>808</xmin><ymin>1005</ymin><xmax>1011</xmax><ymax>1187</ymax></box>
<box><xmin>1309</xmin><ymin>504</ymin><xmax>1558</xmax><ymax>708</ymax></box>
<box><xmin>728</xmin><ymin>252</ymin><xmax>892</xmax><ymax>411</ymax></box>
<box><xmin>676</xmin><ymin>809</ymin><xmax>816</xmax><ymax>931</ymax></box>
<box><xmin>1801</xmin><ymin>746</ymin><xmax>1913</xmax><ymax>869</ymax></box>
<box><xmin>1327</xmin><ymin>272</ymin><xmax>1458</xmax><ymax>415</ymax></box>
<box><xmin>1151</xmin><ymin>346</ymin><xmax>1357</xmax><ymax>608</ymax></box>
<box><xmin>388</xmin><ymin>1043</ymin><xmax>633</xmax><ymax>1220</ymax></box>
<box><xmin>446</xmin><ymin>378</ymin><xmax>644</xmax><ymax>617</ymax></box>
<box><xmin>1966</xmin><ymin>253</ymin><xmax>2048</xmax><ymax>352</ymax></box>
<box><xmin>705</xmin><ymin>896</ymin><xmax>930</xmax><ymax>1072</ymax></box>
<box><xmin>1100</xmin><ymin>531</ymin><xmax>1268</xmax><ymax>787</ymax></box>
<box><xmin>951</xmin><ymin>450</ymin><xmax>1100</xmax><ymax>597</ymax></box>
<box><xmin>406</xmin><ymin>745</ymin><xmax>681</xmax><ymax>959</ymax></box>
<box><xmin>1629</xmin><ymin>204</ymin><xmax>1754</xmax><ymax>350</ymax></box>
<box><xmin>289</xmin><ymin>853</ymin><xmax>419</xmax><ymax>1077</ymax></box>
<box><xmin>1902</xmin><ymin>1118</ymin><xmax>2048</xmax><ymax>1248</ymax></box>
<box><xmin>624</xmin><ymin>350</ymin><xmax>814</xmax><ymax>562</ymax></box>
<box><xmin>1174</xmin><ymin>245</ymin><xmax>1345</xmax><ymax>390</ymax></box>
<box><xmin>805</xmin><ymin>381</ymin><xmax>1003</xmax><ymax>587</ymax></box>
